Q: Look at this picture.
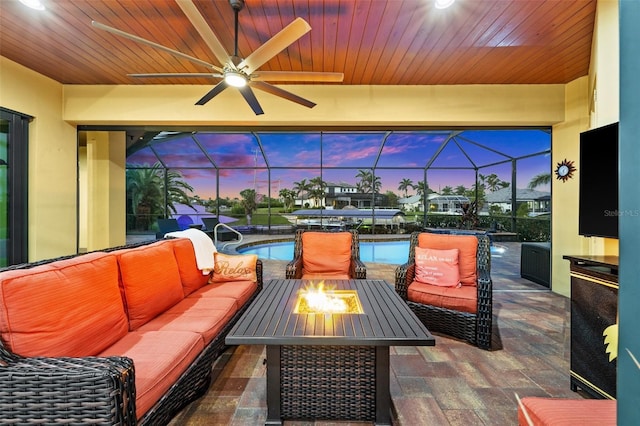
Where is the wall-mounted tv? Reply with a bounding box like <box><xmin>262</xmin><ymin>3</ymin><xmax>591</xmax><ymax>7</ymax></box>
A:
<box><xmin>578</xmin><ymin>122</ymin><xmax>619</xmax><ymax>239</ymax></box>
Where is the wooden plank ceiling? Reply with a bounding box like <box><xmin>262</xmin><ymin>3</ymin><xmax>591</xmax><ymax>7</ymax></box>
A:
<box><xmin>0</xmin><ymin>0</ymin><xmax>596</xmax><ymax>86</ymax></box>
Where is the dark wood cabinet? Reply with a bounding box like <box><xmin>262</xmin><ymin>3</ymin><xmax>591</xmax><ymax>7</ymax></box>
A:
<box><xmin>563</xmin><ymin>255</ymin><xmax>618</xmax><ymax>400</ymax></box>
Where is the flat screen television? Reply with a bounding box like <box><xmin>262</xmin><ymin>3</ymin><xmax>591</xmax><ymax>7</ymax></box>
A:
<box><xmin>578</xmin><ymin>122</ymin><xmax>619</xmax><ymax>239</ymax></box>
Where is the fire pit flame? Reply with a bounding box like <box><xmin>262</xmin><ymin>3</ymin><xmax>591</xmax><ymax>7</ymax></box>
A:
<box><xmin>294</xmin><ymin>281</ymin><xmax>363</xmax><ymax>314</ymax></box>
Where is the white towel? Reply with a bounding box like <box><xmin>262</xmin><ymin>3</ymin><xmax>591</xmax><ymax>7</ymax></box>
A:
<box><xmin>165</xmin><ymin>228</ymin><xmax>217</xmax><ymax>275</ymax></box>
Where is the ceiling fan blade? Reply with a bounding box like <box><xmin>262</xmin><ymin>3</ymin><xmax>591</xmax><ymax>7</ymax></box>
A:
<box><xmin>238</xmin><ymin>86</ymin><xmax>265</xmax><ymax>115</ymax></box>
<box><xmin>252</xmin><ymin>71</ymin><xmax>344</xmax><ymax>82</ymax></box>
<box><xmin>195</xmin><ymin>80</ymin><xmax>229</xmax><ymax>105</ymax></box>
<box><xmin>250</xmin><ymin>81</ymin><xmax>316</xmax><ymax>109</ymax></box>
<box><xmin>128</xmin><ymin>73</ymin><xmax>223</xmax><ymax>78</ymax></box>
<box><xmin>91</xmin><ymin>21</ymin><xmax>222</xmax><ymax>73</ymax></box>
<box><xmin>176</xmin><ymin>0</ymin><xmax>231</xmax><ymax>69</ymax></box>
<box><xmin>238</xmin><ymin>17</ymin><xmax>311</xmax><ymax>74</ymax></box>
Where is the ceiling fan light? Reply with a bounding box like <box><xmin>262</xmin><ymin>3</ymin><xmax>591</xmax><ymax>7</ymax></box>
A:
<box><xmin>19</xmin><ymin>0</ymin><xmax>45</xmax><ymax>10</ymax></box>
<box><xmin>224</xmin><ymin>71</ymin><xmax>247</xmax><ymax>87</ymax></box>
<box><xmin>434</xmin><ymin>0</ymin><xmax>455</xmax><ymax>9</ymax></box>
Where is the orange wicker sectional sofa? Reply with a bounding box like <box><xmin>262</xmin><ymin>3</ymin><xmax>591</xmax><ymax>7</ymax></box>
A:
<box><xmin>0</xmin><ymin>238</ymin><xmax>262</xmax><ymax>425</ymax></box>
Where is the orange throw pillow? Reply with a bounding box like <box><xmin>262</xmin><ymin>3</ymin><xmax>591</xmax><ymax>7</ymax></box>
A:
<box><xmin>417</xmin><ymin>233</ymin><xmax>478</xmax><ymax>286</ymax></box>
<box><xmin>415</xmin><ymin>247</ymin><xmax>461</xmax><ymax>287</ymax></box>
<box><xmin>209</xmin><ymin>253</ymin><xmax>258</xmax><ymax>283</ymax></box>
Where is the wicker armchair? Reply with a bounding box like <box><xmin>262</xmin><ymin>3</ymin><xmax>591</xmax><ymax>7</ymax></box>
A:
<box><xmin>395</xmin><ymin>231</ymin><xmax>493</xmax><ymax>350</ymax></box>
<box><xmin>286</xmin><ymin>229</ymin><xmax>366</xmax><ymax>279</ymax></box>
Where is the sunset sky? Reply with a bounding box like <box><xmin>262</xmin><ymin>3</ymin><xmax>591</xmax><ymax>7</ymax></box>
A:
<box><xmin>127</xmin><ymin>129</ymin><xmax>551</xmax><ymax>200</ymax></box>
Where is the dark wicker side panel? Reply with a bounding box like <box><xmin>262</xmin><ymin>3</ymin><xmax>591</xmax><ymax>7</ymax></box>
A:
<box><xmin>0</xmin><ymin>351</ymin><xmax>136</xmax><ymax>425</ymax></box>
<box><xmin>280</xmin><ymin>345</ymin><xmax>376</xmax><ymax>421</ymax></box>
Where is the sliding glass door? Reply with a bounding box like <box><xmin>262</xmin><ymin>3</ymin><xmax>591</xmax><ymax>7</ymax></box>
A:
<box><xmin>0</xmin><ymin>108</ymin><xmax>30</xmax><ymax>266</ymax></box>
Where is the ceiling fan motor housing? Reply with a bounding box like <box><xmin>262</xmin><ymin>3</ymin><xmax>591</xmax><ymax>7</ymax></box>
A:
<box><xmin>229</xmin><ymin>0</ymin><xmax>244</xmax><ymax>11</ymax></box>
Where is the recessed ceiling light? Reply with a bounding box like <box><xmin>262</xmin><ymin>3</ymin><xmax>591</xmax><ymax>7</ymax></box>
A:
<box><xmin>19</xmin><ymin>0</ymin><xmax>45</xmax><ymax>10</ymax></box>
<box><xmin>435</xmin><ymin>0</ymin><xmax>455</xmax><ymax>9</ymax></box>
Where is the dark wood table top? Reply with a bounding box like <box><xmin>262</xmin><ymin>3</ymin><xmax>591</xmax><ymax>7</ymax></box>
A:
<box><xmin>226</xmin><ymin>279</ymin><xmax>435</xmax><ymax>346</ymax></box>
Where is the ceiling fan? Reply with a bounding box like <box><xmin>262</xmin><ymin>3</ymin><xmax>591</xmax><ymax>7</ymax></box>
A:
<box><xmin>91</xmin><ymin>0</ymin><xmax>343</xmax><ymax>115</ymax></box>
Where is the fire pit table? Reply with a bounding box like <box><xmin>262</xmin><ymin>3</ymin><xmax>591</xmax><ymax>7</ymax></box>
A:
<box><xmin>226</xmin><ymin>279</ymin><xmax>435</xmax><ymax>425</ymax></box>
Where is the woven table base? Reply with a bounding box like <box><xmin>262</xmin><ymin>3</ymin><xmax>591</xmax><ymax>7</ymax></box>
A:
<box><xmin>280</xmin><ymin>345</ymin><xmax>376</xmax><ymax>421</ymax></box>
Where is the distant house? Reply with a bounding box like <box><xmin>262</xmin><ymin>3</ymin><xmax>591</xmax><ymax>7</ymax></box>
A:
<box><xmin>399</xmin><ymin>193</ymin><xmax>472</xmax><ymax>214</ymax></box>
<box><xmin>398</xmin><ymin>194</ymin><xmax>422</xmax><ymax>211</ymax></box>
<box><xmin>296</xmin><ymin>182</ymin><xmax>388</xmax><ymax>209</ymax></box>
<box><xmin>484</xmin><ymin>188</ymin><xmax>550</xmax><ymax>215</ymax></box>
<box><xmin>427</xmin><ymin>194</ymin><xmax>471</xmax><ymax>214</ymax></box>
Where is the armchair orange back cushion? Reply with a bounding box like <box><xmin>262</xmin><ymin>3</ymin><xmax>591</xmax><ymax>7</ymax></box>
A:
<box><xmin>417</xmin><ymin>233</ymin><xmax>478</xmax><ymax>286</ymax></box>
<box><xmin>301</xmin><ymin>232</ymin><xmax>352</xmax><ymax>277</ymax></box>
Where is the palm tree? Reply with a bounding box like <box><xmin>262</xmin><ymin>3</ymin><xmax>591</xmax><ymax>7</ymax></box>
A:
<box><xmin>398</xmin><ymin>178</ymin><xmax>414</xmax><ymax>197</ymax></box>
<box><xmin>415</xmin><ymin>181</ymin><xmax>429</xmax><ymax>198</ymax></box>
<box><xmin>441</xmin><ymin>186</ymin><xmax>453</xmax><ymax>195</ymax></box>
<box><xmin>309</xmin><ymin>177</ymin><xmax>326</xmax><ymax>207</ymax></box>
<box><xmin>279</xmin><ymin>188</ymin><xmax>296</xmax><ymax>212</ymax></box>
<box><xmin>293</xmin><ymin>179</ymin><xmax>312</xmax><ymax>207</ymax></box>
<box><xmin>485</xmin><ymin>173</ymin><xmax>502</xmax><ymax>192</ymax></box>
<box><xmin>454</xmin><ymin>185</ymin><xmax>467</xmax><ymax>195</ymax></box>
<box><xmin>239</xmin><ymin>188</ymin><xmax>257</xmax><ymax>225</ymax></box>
<box><xmin>370</xmin><ymin>174</ymin><xmax>382</xmax><ymax>194</ymax></box>
<box><xmin>356</xmin><ymin>170</ymin><xmax>382</xmax><ymax>194</ymax></box>
<box><xmin>528</xmin><ymin>172</ymin><xmax>551</xmax><ymax>189</ymax></box>
<box><xmin>127</xmin><ymin>166</ymin><xmax>163</xmax><ymax>230</ymax></box>
<box><xmin>355</xmin><ymin>170</ymin><xmax>373</xmax><ymax>193</ymax></box>
<box><xmin>126</xmin><ymin>163</ymin><xmax>194</xmax><ymax>230</ymax></box>
<box><xmin>164</xmin><ymin>169</ymin><xmax>195</xmax><ymax>214</ymax></box>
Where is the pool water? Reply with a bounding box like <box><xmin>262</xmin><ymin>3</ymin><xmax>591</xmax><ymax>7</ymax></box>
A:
<box><xmin>238</xmin><ymin>240</ymin><xmax>505</xmax><ymax>264</ymax></box>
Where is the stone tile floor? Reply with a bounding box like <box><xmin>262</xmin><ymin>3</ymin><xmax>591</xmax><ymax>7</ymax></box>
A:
<box><xmin>129</xmin><ymin>233</ymin><xmax>581</xmax><ymax>425</ymax></box>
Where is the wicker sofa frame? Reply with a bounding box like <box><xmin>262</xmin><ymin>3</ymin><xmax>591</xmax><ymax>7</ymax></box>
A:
<box><xmin>285</xmin><ymin>229</ymin><xmax>366</xmax><ymax>279</ymax></box>
<box><xmin>0</xmin><ymin>240</ymin><xmax>263</xmax><ymax>425</ymax></box>
<box><xmin>394</xmin><ymin>231</ymin><xmax>493</xmax><ymax>350</ymax></box>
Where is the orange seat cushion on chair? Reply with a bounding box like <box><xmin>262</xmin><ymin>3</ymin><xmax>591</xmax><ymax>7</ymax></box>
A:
<box><xmin>517</xmin><ymin>397</ymin><xmax>616</xmax><ymax>426</ymax></box>
<box><xmin>417</xmin><ymin>233</ymin><xmax>478</xmax><ymax>286</ymax></box>
<box><xmin>407</xmin><ymin>280</ymin><xmax>477</xmax><ymax>313</ymax></box>
<box><xmin>301</xmin><ymin>232</ymin><xmax>352</xmax><ymax>278</ymax></box>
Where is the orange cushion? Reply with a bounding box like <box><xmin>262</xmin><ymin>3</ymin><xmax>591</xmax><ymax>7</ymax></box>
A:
<box><xmin>209</xmin><ymin>253</ymin><xmax>258</xmax><ymax>283</ymax></box>
<box><xmin>417</xmin><ymin>233</ymin><xmax>478</xmax><ymax>286</ymax></box>
<box><xmin>415</xmin><ymin>247</ymin><xmax>460</xmax><ymax>287</ymax></box>
<box><xmin>189</xmin><ymin>280</ymin><xmax>258</xmax><ymax>308</ymax></box>
<box><xmin>114</xmin><ymin>241</ymin><xmax>185</xmax><ymax>330</ymax></box>
<box><xmin>518</xmin><ymin>397</ymin><xmax>616</xmax><ymax>426</ymax></box>
<box><xmin>0</xmin><ymin>252</ymin><xmax>129</xmax><ymax>357</ymax></box>
<box><xmin>407</xmin><ymin>280</ymin><xmax>477</xmax><ymax>313</ymax></box>
<box><xmin>169</xmin><ymin>238</ymin><xmax>211</xmax><ymax>296</ymax></box>
<box><xmin>137</xmin><ymin>296</ymin><xmax>237</xmax><ymax>344</ymax></box>
<box><xmin>99</xmin><ymin>330</ymin><xmax>203</xmax><ymax>420</ymax></box>
<box><xmin>302</xmin><ymin>273</ymin><xmax>351</xmax><ymax>280</ymax></box>
<box><xmin>301</xmin><ymin>232</ymin><xmax>352</xmax><ymax>277</ymax></box>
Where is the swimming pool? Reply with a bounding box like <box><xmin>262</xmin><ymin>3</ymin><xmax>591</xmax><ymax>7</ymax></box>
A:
<box><xmin>237</xmin><ymin>240</ymin><xmax>506</xmax><ymax>264</ymax></box>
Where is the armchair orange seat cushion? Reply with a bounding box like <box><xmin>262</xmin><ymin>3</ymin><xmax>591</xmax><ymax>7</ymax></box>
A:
<box><xmin>407</xmin><ymin>283</ymin><xmax>477</xmax><ymax>313</ymax></box>
<box><xmin>517</xmin><ymin>397</ymin><xmax>616</xmax><ymax>426</ymax></box>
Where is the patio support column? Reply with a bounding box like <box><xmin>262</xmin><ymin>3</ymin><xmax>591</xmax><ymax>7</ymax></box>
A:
<box><xmin>618</xmin><ymin>0</ymin><xmax>640</xmax><ymax>422</ymax></box>
<box><xmin>511</xmin><ymin>159</ymin><xmax>517</xmax><ymax>232</ymax></box>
